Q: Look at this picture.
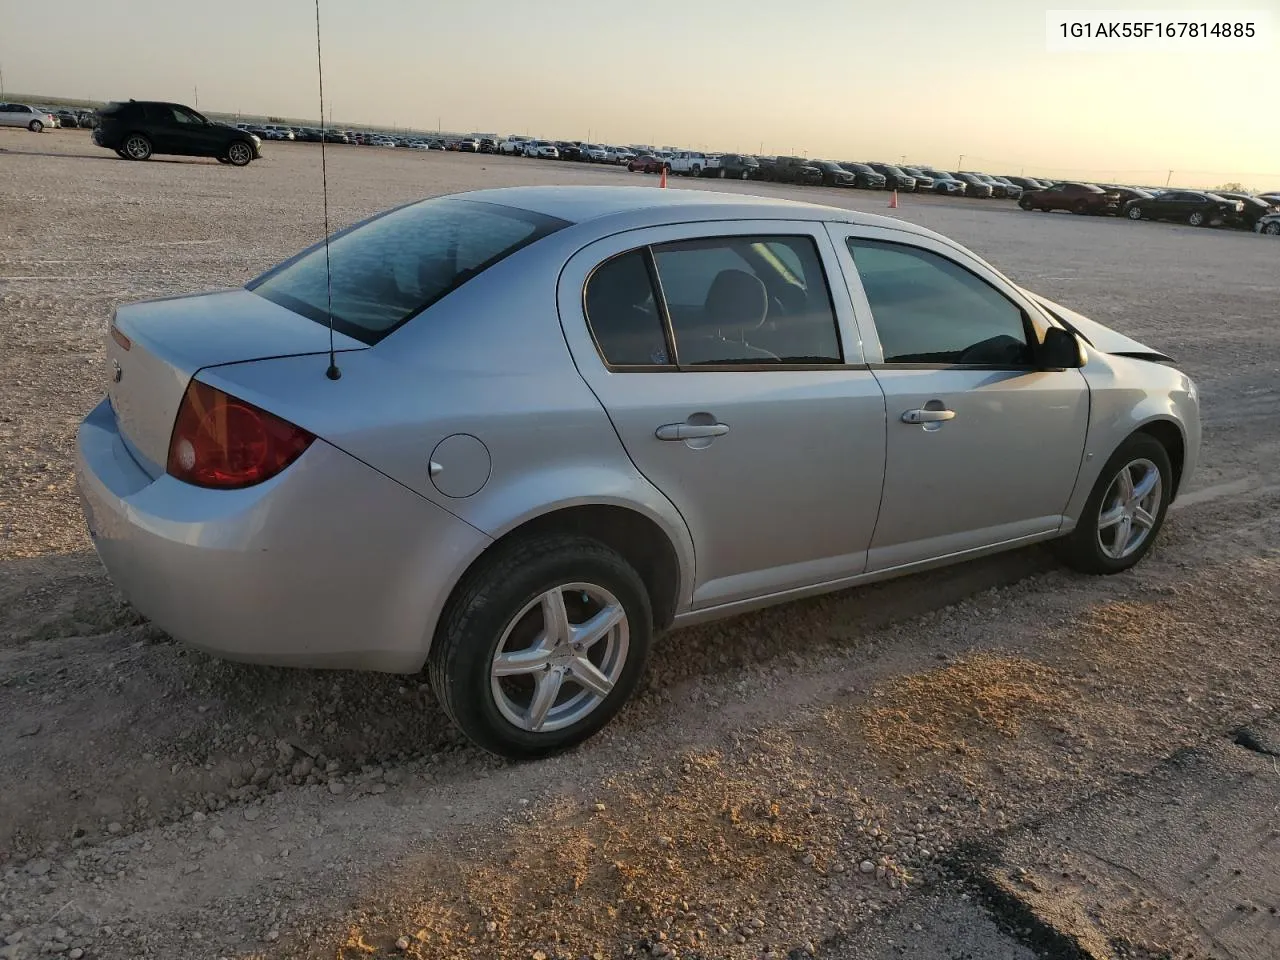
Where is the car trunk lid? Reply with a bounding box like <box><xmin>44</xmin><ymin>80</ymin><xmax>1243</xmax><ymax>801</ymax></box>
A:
<box><xmin>106</xmin><ymin>288</ymin><xmax>366</xmax><ymax>476</ymax></box>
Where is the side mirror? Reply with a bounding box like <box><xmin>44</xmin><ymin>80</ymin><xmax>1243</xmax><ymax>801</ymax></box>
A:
<box><xmin>1039</xmin><ymin>326</ymin><xmax>1084</xmax><ymax>369</ymax></box>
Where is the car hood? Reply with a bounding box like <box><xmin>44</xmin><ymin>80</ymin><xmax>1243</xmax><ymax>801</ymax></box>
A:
<box><xmin>1021</xmin><ymin>289</ymin><xmax>1173</xmax><ymax>362</ymax></box>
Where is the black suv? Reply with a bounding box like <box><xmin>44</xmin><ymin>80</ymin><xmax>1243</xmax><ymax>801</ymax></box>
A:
<box><xmin>93</xmin><ymin>100</ymin><xmax>262</xmax><ymax>166</ymax></box>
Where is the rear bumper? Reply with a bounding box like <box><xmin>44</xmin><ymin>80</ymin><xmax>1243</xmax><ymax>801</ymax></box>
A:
<box><xmin>75</xmin><ymin>398</ymin><xmax>489</xmax><ymax>673</ymax></box>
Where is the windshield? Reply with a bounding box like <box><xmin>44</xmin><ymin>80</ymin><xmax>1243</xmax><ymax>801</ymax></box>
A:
<box><xmin>248</xmin><ymin>198</ymin><xmax>569</xmax><ymax>345</ymax></box>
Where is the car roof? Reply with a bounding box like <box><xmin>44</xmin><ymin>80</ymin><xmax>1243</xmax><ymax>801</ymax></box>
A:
<box><xmin>450</xmin><ymin>185</ymin><xmax>930</xmax><ymax>235</ymax></box>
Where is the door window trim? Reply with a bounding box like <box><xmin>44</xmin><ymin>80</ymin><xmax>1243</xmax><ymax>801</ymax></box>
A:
<box><xmin>824</xmin><ymin>223</ymin><xmax>1057</xmax><ymax>370</ymax></box>
<box><xmin>570</xmin><ymin>221</ymin><xmax>868</xmax><ymax>373</ymax></box>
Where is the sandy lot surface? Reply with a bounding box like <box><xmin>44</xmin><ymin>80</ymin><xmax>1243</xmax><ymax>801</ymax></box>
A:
<box><xmin>2</xmin><ymin>127</ymin><xmax>1278</xmax><ymax>960</ymax></box>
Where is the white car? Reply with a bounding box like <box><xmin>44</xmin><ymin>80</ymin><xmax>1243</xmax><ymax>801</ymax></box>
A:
<box><xmin>499</xmin><ymin>137</ymin><xmax>529</xmax><ymax>155</ymax></box>
<box><xmin>582</xmin><ymin>143</ymin><xmax>609</xmax><ymax>162</ymax></box>
<box><xmin>524</xmin><ymin>140</ymin><xmax>559</xmax><ymax>159</ymax></box>
<box><xmin>0</xmin><ymin>103</ymin><xmax>56</xmax><ymax>132</ymax></box>
<box><xmin>605</xmin><ymin>146</ymin><xmax>635</xmax><ymax>165</ymax></box>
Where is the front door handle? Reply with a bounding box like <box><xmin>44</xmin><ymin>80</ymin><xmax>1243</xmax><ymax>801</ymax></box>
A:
<box><xmin>655</xmin><ymin>422</ymin><xmax>730</xmax><ymax>441</ymax></box>
<box><xmin>901</xmin><ymin>408</ymin><xmax>956</xmax><ymax>424</ymax></box>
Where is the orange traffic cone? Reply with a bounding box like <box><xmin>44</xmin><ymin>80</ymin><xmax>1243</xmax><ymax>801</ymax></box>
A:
<box><xmin>888</xmin><ymin>189</ymin><xmax>899</xmax><ymax>209</ymax></box>
<box><xmin>659</xmin><ymin>166</ymin><xmax>668</xmax><ymax>188</ymax></box>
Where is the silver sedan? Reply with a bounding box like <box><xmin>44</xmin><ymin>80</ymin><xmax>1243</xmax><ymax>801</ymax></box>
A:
<box><xmin>75</xmin><ymin>186</ymin><xmax>1200</xmax><ymax>758</ymax></box>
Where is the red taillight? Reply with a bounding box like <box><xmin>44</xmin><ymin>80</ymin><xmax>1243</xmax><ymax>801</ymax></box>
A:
<box><xmin>167</xmin><ymin>381</ymin><xmax>314</xmax><ymax>490</ymax></box>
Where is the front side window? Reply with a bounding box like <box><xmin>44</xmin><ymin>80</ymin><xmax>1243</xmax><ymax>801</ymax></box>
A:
<box><xmin>848</xmin><ymin>238</ymin><xmax>1031</xmax><ymax>366</ymax></box>
<box><xmin>652</xmin><ymin>235</ymin><xmax>841</xmax><ymax>365</ymax></box>
<box><xmin>249</xmin><ymin>198</ymin><xmax>568</xmax><ymax>344</ymax></box>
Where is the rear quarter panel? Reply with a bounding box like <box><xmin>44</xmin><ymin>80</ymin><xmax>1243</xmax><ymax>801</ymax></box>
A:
<box><xmin>199</xmin><ymin>240</ymin><xmax>698</xmax><ymax>615</ymax></box>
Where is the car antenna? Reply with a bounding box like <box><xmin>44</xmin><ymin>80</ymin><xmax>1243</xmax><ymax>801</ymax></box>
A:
<box><xmin>313</xmin><ymin>0</ymin><xmax>340</xmax><ymax>380</ymax></box>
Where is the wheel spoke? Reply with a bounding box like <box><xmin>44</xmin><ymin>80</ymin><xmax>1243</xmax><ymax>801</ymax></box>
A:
<box><xmin>1132</xmin><ymin>506</ymin><xmax>1156</xmax><ymax>531</ymax></box>
<box><xmin>1131</xmin><ymin>468</ymin><xmax>1159</xmax><ymax>503</ymax></box>
<box><xmin>567</xmin><ymin>656</ymin><xmax>615</xmax><ymax>698</ymax></box>
<box><xmin>525</xmin><ymin>668</ymin><xmax>564</xmax><ymax>731</ymax></box>
<box><xmin>539</xmin><ymin>589</ymin><xmax>571</xmax><ymax>647</ymax></box>
<box><xmin>492</xmin><ymin>646</ymin><xmax>552</xmax><ymax>677</ymax></box>
<box><xmin>1098</xmin><ymin>503</ymin><xmax>1126</xmax><ymax>529</ymax></box>
<box><xmin>1113</xmin><ymin>516</ymin><xmax>1133</xmax><ymax>554</ymax></box>
<box><xmin>1115</xmin><ymin>467</ymin><xmax>1134</xmax><ymax>502</ymax></box>
<box><xmin>571</xmin><ymin>603</ymin><xmax>625</xmax><ymax>650</ymax></box>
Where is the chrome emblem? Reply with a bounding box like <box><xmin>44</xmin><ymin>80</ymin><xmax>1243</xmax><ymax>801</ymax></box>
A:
<box><xmin>112</xmin><ymin>360</ymin><xmax>123</xmax><ymax>383</ymax></box>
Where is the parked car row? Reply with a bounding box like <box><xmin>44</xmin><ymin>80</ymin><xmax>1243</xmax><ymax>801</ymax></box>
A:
<box><xmin>1</xmin><ymin>102</ymin><xmax>99</xmax><ymax>130</ymax></box>
<box><xmin>1018</xmin><ymin>181</ymin><xmax>1278</xmax><ymax>230</ymax></box>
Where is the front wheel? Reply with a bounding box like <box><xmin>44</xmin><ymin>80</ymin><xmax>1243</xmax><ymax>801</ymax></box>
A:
<box><xmin>1263</xmin><ymin>221</ymin><xmax>1280</xmax><ymax>236</ymax></box>
<box><xmin>29</xmin><ymin>120</ymin><xmax>44</xmax><ymax>133</ymax></box>
<box><xmin>1018</xmin><ymin>197</ymin><xmax>1032</xmax><ymax>210</ymax></box>
<box><xmin>1188</xmin><ymin>210</ymin><xmax>1206</xmax><ymax>227</ymax></box>
<box><xmin>1055</xmin><ymin>433</ymin><xmax>1172</xmax><ymax>575</ymax></box>
<box><xmin>428</xmin><ymin>534</ymin><xmax>653</xmax><ymax>759</ymax></box>
<box><xmin>1127</xmin><ymin>205</ymin><xmax>1144</xmax><ymax>220</ymax></box>
<box><xmin>226</xmin><ymin>140</ymin><xmax>254</xmax><ymax>166</ymax></box>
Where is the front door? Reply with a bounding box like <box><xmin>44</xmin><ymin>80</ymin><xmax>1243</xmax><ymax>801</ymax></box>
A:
<box><xmin>559</xmin><ymin>220</ymin><xmax>888</xmax><ymax>610</ymax></box>
<box><xmin>829</xmin><ymin>226</ymin><xmax>1089</xmax><ymax>571</ymax></box>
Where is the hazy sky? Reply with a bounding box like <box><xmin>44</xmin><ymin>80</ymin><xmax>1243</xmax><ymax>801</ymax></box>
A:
<box><xmin>4</xmin><ymin>0</ymin><xmax>1276</xmax><ymax>185</ymax></box>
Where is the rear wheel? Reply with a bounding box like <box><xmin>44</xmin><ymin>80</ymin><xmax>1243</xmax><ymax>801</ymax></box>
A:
<box><xmin>1056</xmin><ymin>433</ymin><xmax>1172</xmax><ymax>575</ymax></box>
<box><xmin>28</xmin><ymin>120</ymin><xmax>44</xmax><ymax>133</ymax></box>
<box><xmin>1018</xmin><ymin>196</ymin><xmax>1033</xmax><ymax>210</ymax></box>
<box><xmin>1073</xmin><ymin>200</ymin><xmax>1090</xmax><ymax>215</ymax></box>
<box><xmin>123</xmin><ymin>133</ymin><xmax>152</xmax><ymax>161</ymax></box>
<box><xmin>1127</xmin><ymin>205</ymin><xmax>1144</xmax><ymax>220</ymax></box>
<box><xmin>428</xmin><ymin>534</ymin><xmax>654</xmax><ymax>759</ymax></box>
<box><xmin>226</xmin><ymin>140</ymin><xmax>254</xmax><ymax>166</ymax></box>
<box><xmin>1188</xmin><ymin>210</ymin><xmax>1206</xmax><ymax>227</ymax></box>
<box><xmin>1263</xmin><ymin>221</ymin><xmax>1280</xmax><ymax>236</ymax></box>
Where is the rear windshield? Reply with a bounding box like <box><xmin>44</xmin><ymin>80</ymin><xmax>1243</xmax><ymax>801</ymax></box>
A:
<box><xmin>247</xmin><ymin>198</ymin><xmax>568</xmax><ymax>345</ymax></box>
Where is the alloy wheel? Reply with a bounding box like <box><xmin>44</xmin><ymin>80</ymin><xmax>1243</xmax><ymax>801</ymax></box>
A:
<box><xmin>490</xmin><ymin>582</ymin><xmax>629</xmax><ymax>733</ymax></box>
<box><xmin>1096</xmin><ymin>458</ymin><xmax>1163</xmax><ymax>560</ymax></box>
<box><xmin>124</xmin><ymin>135</ymin><xmax>150</xmax><ymax>160</ymax></box>
<box><xmin>227</xmin><ymin>142</ymin><xmax>252</xmax><ymax>166</ymax></box>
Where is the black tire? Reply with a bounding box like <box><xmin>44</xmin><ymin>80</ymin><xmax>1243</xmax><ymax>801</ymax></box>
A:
<box><xmin>428</xmin><ymin>534</ymin><xmax>654</xmax><ymax>759</ymax></box>
<box><xmin>1055</xmin><ymin>432</ymin><xmax>1173</xmax><ymax>575</ymax></box>
<box><xmin>1127</xmin><ymin>205</ymin><xmax>1143</xmax><ymax>220</ymax></box>
<box><xmin>29</xmin><ymin>120</ymin><xmax>44</xmax><ymax>133</ymax></box>
<box><xmin>122</xmin><ymin>133</ymin><xmax>152</xmax><ymax>161</ymax></box>
<box><xmin>1073</xmin><ymin>200</ymin><xmax>1090</xmax><ymax>215</ymax></box>
<box><xmin>226</xmin><ymin>140</ymin><xmax>254</xmax><ymax>166</ymax></box>
<box><xmin>1263</xmin><ymin>222</ymin><xmax>1280</xmax><ymax>236</ymax></box>
<box><xmin>1018</xmin><ymin>197</ymin><xmax>1032</xmax><ymax>211</ymax></box>
<box><xmin>1188</xmin><ymin>210</ymin><xmax>1207</xmax><ymax>227</ymax></box>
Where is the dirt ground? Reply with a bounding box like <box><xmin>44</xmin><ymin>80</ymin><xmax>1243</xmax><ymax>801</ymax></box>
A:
<box><xmin>2</xmin><ymin>127</ymin><xmax>1279</xmax><ymax>960</ymax></box>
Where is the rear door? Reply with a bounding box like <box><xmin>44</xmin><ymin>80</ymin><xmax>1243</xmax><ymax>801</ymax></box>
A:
<box><xmin>826</xmin><ymin>224</ymin><xmax>1089</xmax><ymax>571</ymax></box>
<box><xmin>558</xmin><ymin>220</ymin><xmax>887</xmax><ymax>610</ymax></box>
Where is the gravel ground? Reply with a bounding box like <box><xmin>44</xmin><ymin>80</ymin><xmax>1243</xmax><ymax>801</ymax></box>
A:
<box><xmin>1</xmin><ymin>127</ymin><xmax>1278</xmax><ymax>960</ymax></box>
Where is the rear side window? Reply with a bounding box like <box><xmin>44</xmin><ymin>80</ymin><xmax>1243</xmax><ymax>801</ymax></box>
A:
<box><xmin>583</xmin><ymin>251</ymin><xmax>669</xmax><ymax>366</ymax></box>
<box><xmin>248</xmin><ymin>198</ymin><xmax>568</xmax><ymax>344</ymax></box>
<box><xmin>653</xmin><ymin>236</ymin><xmax>841</xmax><ymax>365</ymax></box>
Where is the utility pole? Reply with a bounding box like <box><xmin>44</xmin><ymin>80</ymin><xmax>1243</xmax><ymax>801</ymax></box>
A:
<box><xmin>194</xmin><ymin>85</ymin><xmax>198</xmax><ymax>108</ymax></box>
<box><xmin>958</xmin><ymin>154</ymin><xmax>964</xmax><ymax>169</ymax></box>
<box><xmin>0</xmin><ymin>62</ymin><xmax>5</xmax><ymax>96</ymax></box>
<box><xmin>1166</xmin><ymin>169</ymin><xmax>1173</xmax><ymax>186</ymax></box>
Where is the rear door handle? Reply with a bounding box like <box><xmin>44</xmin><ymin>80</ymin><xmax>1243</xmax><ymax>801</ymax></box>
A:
<box><xmin>901</xmin><ymin>408</ymin><xmax>956</xmax><ymax>424</ymax></box>
<box><xmin>655</xmin><ymin>422</ymin><xmax>730</xmax><ymax>441</ymax></box>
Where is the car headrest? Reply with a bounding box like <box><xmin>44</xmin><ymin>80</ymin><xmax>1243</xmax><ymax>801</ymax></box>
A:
<box><xmin>704</xmin><ymin>269</ymin><xmax>768</xmax><ymax>330</ymax></box>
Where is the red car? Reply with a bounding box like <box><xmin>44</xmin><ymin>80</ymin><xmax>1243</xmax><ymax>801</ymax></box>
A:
<box><xmin>1018</xmin><ymin>181</ymin><xmax>1111</xmax><ymax>215</ymax></box>
<box><xmin>627</xmin><ymin>154</ymin><xmax>666</xmax><ymax>174</ymax></box>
